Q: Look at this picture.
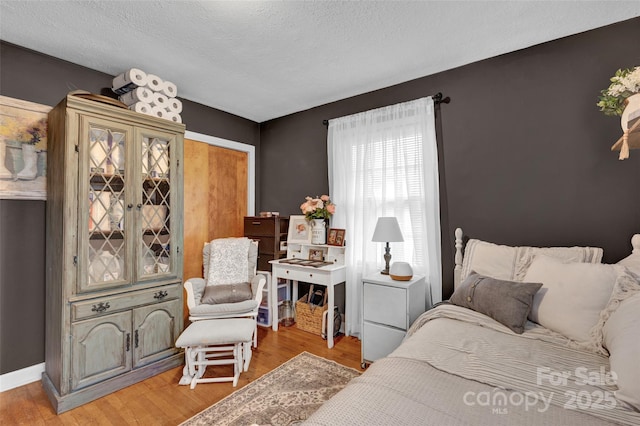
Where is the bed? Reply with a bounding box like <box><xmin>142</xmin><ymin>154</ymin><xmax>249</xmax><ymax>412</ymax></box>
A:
<box><xmin>304</xmin><ymin>229</ymin><xmax>640</xmax><ymax>425</ymax></box>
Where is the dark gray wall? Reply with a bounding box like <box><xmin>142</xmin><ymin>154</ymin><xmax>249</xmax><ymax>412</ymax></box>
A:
<box><xmin>0</xmin><ymin>201</ymin><xmax>46</xmax><ymax>372</ymax></box>
<box><xmin>259</xmin><ymin>18</ymin><xmax>640</xmax><ymax>299</ymax></box>
<box><xmin>0</xmin><ymin>42</ymin><xmax>260</xmax><ymax>374</ymax></box>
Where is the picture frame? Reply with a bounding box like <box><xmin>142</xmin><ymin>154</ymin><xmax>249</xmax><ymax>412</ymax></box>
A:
<box><xmin>287</xmin><ymin>215</ymin><xmax>311</xmax><ymax>244</ymax></box>
<box><xmin>0</xmin><ymin>95</ymin><xmax>51</xmax><ymax>200</ymax></box>
<box><xmin>308</xmin><ymin>247</ymin><xmax>326</xmax><ymax>261</ymax></box>
<box><xmin>327</xmin><ymin>228</ymin><xmax>346</xmax><ymax>246</ymax></box>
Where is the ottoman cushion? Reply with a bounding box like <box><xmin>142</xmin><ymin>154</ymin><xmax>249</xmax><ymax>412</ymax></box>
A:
<box><xmin>176</xmin><ymin>319</ymin><xmax>254</xmax><ymax>347</ymax></box>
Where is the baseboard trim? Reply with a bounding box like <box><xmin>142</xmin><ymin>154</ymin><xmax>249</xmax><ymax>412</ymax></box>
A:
<box><xmin>0</xmin><ymin>362</ymin><xmax>45</xmax><ymax>392</ymax></box>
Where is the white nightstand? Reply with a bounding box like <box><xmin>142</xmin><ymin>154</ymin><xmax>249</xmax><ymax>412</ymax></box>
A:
<box><xmin>361</xmin><ymin>274</ymin><xmax>426</xmax><ymax>368</ymax></box>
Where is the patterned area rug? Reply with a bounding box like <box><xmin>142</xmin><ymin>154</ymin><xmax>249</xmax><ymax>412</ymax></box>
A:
<box><xmin>181</xmin><ymin>352</ymin><xmax>360</xmax><ymax>426</ymax></box>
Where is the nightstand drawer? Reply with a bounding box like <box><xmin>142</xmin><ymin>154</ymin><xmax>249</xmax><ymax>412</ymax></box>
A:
<box><xmin>71</xmin><ymin>284</ymin><xmax>181</xmax><ymax>321</ymax></box>
<box><xmin>363</xmin><ymin>282</ymin><xmax>406</xmax><ymax>328</ymax></box>
<box><xmin>363</xmin><ymin>321</ymin><xmax>406</xmax><ymax>362</ymax></box>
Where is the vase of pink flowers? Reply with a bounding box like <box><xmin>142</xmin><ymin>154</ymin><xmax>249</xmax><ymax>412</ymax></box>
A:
<box><xmin>300</xmin><ymin>195</ymin><xmax>336</xmax><ymax>244</ymax></box>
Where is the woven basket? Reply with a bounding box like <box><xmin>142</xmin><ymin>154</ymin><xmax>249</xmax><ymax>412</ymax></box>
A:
<box><xmin>295</xmin><ymin>293</ymin><xmax>327</xmax><ymax>335</ymax></box>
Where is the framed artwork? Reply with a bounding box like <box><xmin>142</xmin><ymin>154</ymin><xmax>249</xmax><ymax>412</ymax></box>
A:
<box><xmin>308</xmin><ymin>247</ymin><xmax>326</xmax><ymax>261</ymax></box>
<box><xmin>0</xmin><ymin>95</ymin><xmax>51</xmax><ymax>200</ymax></box>
<box><xmin>287</xmin><ymin>215</ymin><xmax>311</xmax><ymax>244</ymax></box>
<box><xmin>327</xmin><ymin>228</ymin><xmax>346</xmax><ymax>246</ymax></box>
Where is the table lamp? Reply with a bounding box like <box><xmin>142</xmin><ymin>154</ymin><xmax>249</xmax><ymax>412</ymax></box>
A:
<box><xmin>372</xmin><ymin>217</ymin><xmax>404</xmax><ymax>275</ymax></box>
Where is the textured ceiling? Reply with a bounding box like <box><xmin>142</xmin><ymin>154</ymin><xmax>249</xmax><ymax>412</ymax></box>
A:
<box><xmin>1</xmin><ymin>1</ymin><xmax>639</xmax><ymax>122</ymax></box>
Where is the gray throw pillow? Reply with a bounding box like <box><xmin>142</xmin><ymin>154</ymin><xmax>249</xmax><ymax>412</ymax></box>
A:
<box><xmin>201</xmin><ymin>283</ymin><xmax>252</xmax><ymax>305</ymax></box>
<box><xmin>449</xmin><ymin>272</ymin><xmax>542</xmax><ymax>334</ymax></box>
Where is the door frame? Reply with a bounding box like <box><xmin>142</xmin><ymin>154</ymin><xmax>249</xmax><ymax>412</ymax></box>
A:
<box><xmin>184</xmin><ymin>131</ymin><xmax>255</xmax><ymax>216</ymax></box>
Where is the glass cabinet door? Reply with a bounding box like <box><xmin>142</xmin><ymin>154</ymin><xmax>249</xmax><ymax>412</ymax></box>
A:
<box><xmin>78</xmin><ymin>116</ymin><xmax>134</xmax><ymax>293</ymax></box>
<box><xmin>136</xmin><ymin>129</ymin><xmax>179</xmax><ymax>282</ymax></box>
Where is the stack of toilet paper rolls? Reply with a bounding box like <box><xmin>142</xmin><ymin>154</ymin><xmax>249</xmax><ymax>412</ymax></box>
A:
<box><xmin>112</xmin><ymin>68</ymin><xmax>182</xmax><ymax>124</ymax></box>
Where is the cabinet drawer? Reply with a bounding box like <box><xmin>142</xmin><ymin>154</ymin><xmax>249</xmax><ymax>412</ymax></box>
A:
<box><xmin>363</xmin><ymin>283</ymin><xmax>406</xmax><ymax>329</ymax></box>
<box><xmin>244</xmin><ymin>218</ymin><xmax>276</xmax><ymax>236</ymax></box>
<box><xmin>252</xmin><ymin>236</ymin><xmax>276</xmax><ymax>254</ymax></box>
<box><xmin>257</xmin><ymin>254</ymin><xmax>275</xmax><ymax>272</ymax></box>
<box><xmin>72</xmin><ymin>284</ymin><xmax>181</xmax><ymax>321</ymax></box>
<box><xmin>362</xmin><ymin>321</ymin><xmax>406</xmax><ymax>362</ymax></box>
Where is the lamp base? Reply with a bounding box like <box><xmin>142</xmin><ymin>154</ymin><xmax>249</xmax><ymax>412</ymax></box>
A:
<box><xmin>380</xmin><ymin>269</ymin><xmax>389</xmax><ymax>275</ymax></box>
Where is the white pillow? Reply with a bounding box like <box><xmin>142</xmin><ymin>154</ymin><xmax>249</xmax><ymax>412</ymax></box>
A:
<box><xmin>461</xmin><ymin>239</ymin><xmax>603</xmax><ymax>282</ymax></box>
<box><xmin>618</xmin><ymin>252</ymin><xmax>640</xmax><ymax>277</ymax></box>
<box><xmin>604</xmin><ymin>292</ymin><xmax>640</xmax><ymax>410</ymax></box>
<box><xmin>523</xmin><ymin>255</ymin><xmax>619</xmax><ymax>343</ymax></box>
<box><xmin>460</xmin><ymin>239</ymin><xmax>517</xmax><ymax>281</ymax></box>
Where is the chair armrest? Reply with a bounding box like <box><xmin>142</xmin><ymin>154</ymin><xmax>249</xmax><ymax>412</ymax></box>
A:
<box><xmin>184</xmin><ymin>278</ymin><xmax>206</xmax><ymax>310</ymax></box>
<box><xmin>251</xmin><ymin>272</ymin><xmax>267</xmax><ymax>305</ymax></box>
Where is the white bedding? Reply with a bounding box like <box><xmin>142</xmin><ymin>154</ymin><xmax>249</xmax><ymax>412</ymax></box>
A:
<box><xmin>304</xmin><ymin>305</ymin><xmax>640</xmax><ymax>426</ymax></box>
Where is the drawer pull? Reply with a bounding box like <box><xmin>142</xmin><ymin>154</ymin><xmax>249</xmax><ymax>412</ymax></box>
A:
<box><xmin>309</xmin><ymin>274</ymin><xmax>313</xmax><ymax>278</ymax></box>
<box><xmin>91</xmin><ymin>302</ymin><xmax>110</xmax><ymax>313</ymax></box>
<box><xmin>252</xmin><ymin>221</ymin><xmax>261</xmax><ymax>225</ymax></box>
<box><xmin>126</xmin><ymin>333</ymin><xmax>130</xmax><ymax>352</ymax></box>
<box><xmin>135</xmin><ymin>330</ymin><xmax>139</xmax><ymax>348</ymax></box>
<box><xmin>154</xmin><ymin>290</ymin><xmax>169</xmax><ymax>299</ymax></box>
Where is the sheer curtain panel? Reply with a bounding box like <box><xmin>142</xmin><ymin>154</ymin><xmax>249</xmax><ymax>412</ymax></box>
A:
<box><xmin>328</xmin><ymin>96</ymin><xmax>441</xmax><ymax>337</ymax></box>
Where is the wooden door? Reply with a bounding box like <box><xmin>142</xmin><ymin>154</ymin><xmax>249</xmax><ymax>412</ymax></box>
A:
<box><xmin>183</xmin><ymin>139</ymin><xmax>249</xmax><ymax>320</ymax></box>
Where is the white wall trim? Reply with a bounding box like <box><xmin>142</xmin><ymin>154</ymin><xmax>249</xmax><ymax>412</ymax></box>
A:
<box><xmin>184</xmin><ymin>131</ymin><xmax>256</xmax><ymax>216</ymax></box>
<box><xmin>0</xmin><ymin>362</ymin><xmax>44</xmax><ymax>392</ymax></box>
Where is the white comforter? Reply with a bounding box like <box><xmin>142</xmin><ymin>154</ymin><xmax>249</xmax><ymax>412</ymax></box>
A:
<box><xmin>304</xmin><ymin>305</ymin><xmax>640</xmax><ymax>426</ymax></box>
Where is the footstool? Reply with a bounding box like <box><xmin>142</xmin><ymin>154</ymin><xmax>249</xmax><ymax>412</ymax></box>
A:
<box><xmin>176</xmin><ymin>318</ymin><xmax>255</xmax><ymax>389</ymax></box>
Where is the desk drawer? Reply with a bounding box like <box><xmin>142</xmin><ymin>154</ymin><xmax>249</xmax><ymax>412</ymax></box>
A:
<box><xmin>72</xmin><ymin>283</ymin><xmax>181</xmax><ymax>321</ymax></box>
<box><xmin>280</xmin><ymin>267</ymin><xmax>330</xmax><ymax>285</ymax></box>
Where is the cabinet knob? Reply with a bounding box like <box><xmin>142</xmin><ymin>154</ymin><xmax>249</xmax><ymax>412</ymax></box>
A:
<box><xmin>309</xmin><ymin>274</ymin><xmax>313</xmax><ymax>278</ymax></box>
<box><xmin>127</xmin><ymin>203</ymin><xmax>133</xmax><ymax>209</ymax></box>
<box><xmin>136</xmin><ymin>203</ymin><xmax>142</xmax><ymax>209</ymax></box>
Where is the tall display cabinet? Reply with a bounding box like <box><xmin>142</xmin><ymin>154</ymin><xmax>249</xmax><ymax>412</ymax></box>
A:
<box><xmin>43</xmin><ymin>94</ymin><xmax>185</xmax><ymax>413</ymax></box>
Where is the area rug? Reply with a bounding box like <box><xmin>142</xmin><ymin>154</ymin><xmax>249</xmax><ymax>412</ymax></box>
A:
<box><xmin>181</xmin><ymin>352</ymin><xmax>360</xmax><ymax>426</ymax></box>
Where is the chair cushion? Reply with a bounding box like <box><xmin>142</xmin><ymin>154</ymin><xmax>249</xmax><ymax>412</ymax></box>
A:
<box><xmin>201</xmin><ymin>282</ymin><xmax>252</xmax><ymax>304</ymax></box>
<box><xmin>189</xmin><ymin>299</ymin><xmax>260</xmax><ymax>317</ymax></box>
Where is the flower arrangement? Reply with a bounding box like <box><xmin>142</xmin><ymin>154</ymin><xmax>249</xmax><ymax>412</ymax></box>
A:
<box><xmin>300</xmin><ymin>195</ymin><xmax>336</xmax><ymax>220</ymax></box>
<box><xmin>597</xmin><ymin>66</ymin><xmax>640</xmax><ymax>116</ymax></box>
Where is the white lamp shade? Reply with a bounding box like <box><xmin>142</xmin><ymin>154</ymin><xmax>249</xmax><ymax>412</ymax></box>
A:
<box><xmin>371</xmin><ymin>217</ymin><xmax>404</xmax><ymax>242</ymax></box>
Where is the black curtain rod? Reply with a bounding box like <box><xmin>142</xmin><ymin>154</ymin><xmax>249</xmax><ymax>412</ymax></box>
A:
<box><xmin>322</xmin><ymin>92</ymin><xmax>449</xmax><ymax>126</ymax></box>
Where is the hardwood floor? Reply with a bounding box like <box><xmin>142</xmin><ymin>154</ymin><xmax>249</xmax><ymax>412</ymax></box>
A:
<box><xmin>0</xmin><ymin>325</ymin><xmax>362</xmax><ymax>425</ymax></box>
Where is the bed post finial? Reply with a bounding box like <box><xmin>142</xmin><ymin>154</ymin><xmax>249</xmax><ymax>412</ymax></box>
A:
<box><xmin>632</xmin><ymin>234</ymin><xmax>640</xmax><ymax>254</ymax></box>
<box><xmin>454</xmin><ymin>228</ymin><xmax>463</xmax><ymax>270</ymax></box>
<box><xmin>454</xmin><ymin>228</ymin><xmax>464</xmax><ymax>290</ymax></box>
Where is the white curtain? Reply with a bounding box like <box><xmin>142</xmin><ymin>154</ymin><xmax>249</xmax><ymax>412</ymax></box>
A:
<box><xmin>327</xmin><ymin>96</ymin><xmax>441</xmax><ymax>337</ymax></box>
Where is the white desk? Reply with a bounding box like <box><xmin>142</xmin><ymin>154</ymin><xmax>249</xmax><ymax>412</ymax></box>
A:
<box><xmin>269</xmin><ymin>259</ymin><xmax>346</xmax><ymax>348</ymax></box>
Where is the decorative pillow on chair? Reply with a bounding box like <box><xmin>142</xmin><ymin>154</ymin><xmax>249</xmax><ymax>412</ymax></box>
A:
<box><xmin>203</xmin><ymin>239</ymin><xmax>258</xmax><ymax>282</ymax></box>
<box><xmin>523</xmin><ymin>255</ymin><xmax>620</xmax><ymax>343</ymax></box>
<box><xmin>201</xmin><ymin>282</ymin><xmax>253</xmax><ymax>305</ymax></box>
<box><xmin>207</xmin><ymin>237</ymin><xmax>251</xmax><ymax>285</ymax></box>
<box><xmin>449</xmin><ymin>272</ymin><xmax>542</xmax><ymax>334</ymax></box>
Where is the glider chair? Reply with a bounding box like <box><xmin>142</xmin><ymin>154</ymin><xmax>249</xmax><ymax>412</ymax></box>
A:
<box><xmin>184</xmin><ymin>237</ymin><xmax>267</xmax><ymax>347</ymax></box>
